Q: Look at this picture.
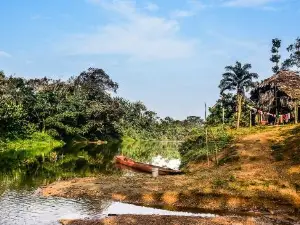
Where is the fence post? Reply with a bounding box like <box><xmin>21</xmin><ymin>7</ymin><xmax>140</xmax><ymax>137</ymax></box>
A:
<box><xmin>250</xmin><ymin>110</ymin><xmax>252</xmax><ymax>128</ymax></box>
<box><xmin>295</xmin><ymin>100</ymin><xmax>298</xmax><ymax>124</ymax></box>
<box><xmin>206</xmin><ymin>128</ymin><xmax>209</xmax><ymax>166</ymax></box>
<box><xmin>152</xmin><ymin>168</ymin><xmax>159</xmax><ymax>178</ymax></box>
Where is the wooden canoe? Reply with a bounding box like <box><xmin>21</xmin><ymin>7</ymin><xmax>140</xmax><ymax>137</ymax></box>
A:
<box><xmin>114</xmin><ymin>155</ymin><xmax>182</xmax><ymax>175</ymax></box>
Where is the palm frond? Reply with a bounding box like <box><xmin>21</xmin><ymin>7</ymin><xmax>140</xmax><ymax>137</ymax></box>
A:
<box><xmin>220</xmin><ymin>61</ymin><xmax>258</xmax><ymax>94</ymax></box>
<box><xmin>242</xmin><ymin>63</ymin><xmax>252</xmax><ymax>71</ymax></box>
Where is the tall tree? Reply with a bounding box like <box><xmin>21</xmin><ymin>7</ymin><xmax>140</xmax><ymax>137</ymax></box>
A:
<box><xmin>270</xmin><ymin>38</ymin><xmax>281</xmax><ymax>73</ymax></box>
<box><xmin>207</xmin><ymin>93</ymin><xmax>236</xmax><ymax>126</ymax></box>
<box><xmin>219</xmin><ymin>61</ymin><xmax>258</xmax><ymax>129</ymax></box>
<box><xmin>282</xmin><ymin>37</ymin><xmax>300</xmax><ymax>71</ymax></box>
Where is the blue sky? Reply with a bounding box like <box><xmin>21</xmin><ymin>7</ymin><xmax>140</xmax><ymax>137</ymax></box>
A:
<box><xmin>0</xmin><ymin>0</ymin><xmax>299</xmax><ymax>119</ymax></box>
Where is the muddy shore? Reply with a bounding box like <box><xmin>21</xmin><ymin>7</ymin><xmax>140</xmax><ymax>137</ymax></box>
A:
<box><xmin>42</xmin><ymin>174</ymin><xmax>299</xmax><ymax>215</ymax></box>
<box><xmin>42</xmin><ymin>175</ymin><xmax>300</xmax><ymax>224</ymax></box>
<box><xmin>59</xmin><ymin>215</ymin><xmax>297</xmax><ymax>225</ymax></box>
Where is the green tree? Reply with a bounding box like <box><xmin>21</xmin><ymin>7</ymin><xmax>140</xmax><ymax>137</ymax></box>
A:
<box><xmin>207</xmin><ymin>93</ymin><xmax>236</xmax><ymax>126</ymax></box>
<box><xmin>282</xmin><ymin>37</ymin><xmax>300</xmax><ymax>70</ymax></box>
<box><xmin>0</xmin><ymin>72</ymin><xmax>31</xmax><ymax>138</ymax></box>
<box><xmin>184</xmin><ymin>116</ymin><xmax>204</xmax><ymax>127</ymax></box>
<box><xmin>219</xmin><ymin>61</ymin><xmax>258</xmax><ymax>129</ymax></box>
<box><xmin>0</xmin><ymin>67</ymin><xmax>203</xmax><ymax>142</ymax></box>
<box><xmin>270</xmin><ymin>38</ymin><xmax>281</xmax><ymax>73</ymax></box>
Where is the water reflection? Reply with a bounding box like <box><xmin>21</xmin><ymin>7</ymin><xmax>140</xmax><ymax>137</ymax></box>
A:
<box><xmin>0</xmin><ymin>141</ymin><xmax>182</xmax><ymax>224</ymax></box>
<box><xmin>0</xmin><ymin>141</ymin><xmax>181</xmax><ymax>193</ymax></box>
<box><xmin>0</xmin><ymin>190</ymin><xmax>108</xmax><ymax>225</ymax></box>
<box><xmin>0</xmin><ymin>191</ymin><xmax>216</xmax><ymax>225</ymax></box>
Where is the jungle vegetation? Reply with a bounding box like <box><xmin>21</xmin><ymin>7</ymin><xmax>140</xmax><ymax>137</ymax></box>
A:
<box><xmin>0</xmin><ymin>68</ymin><xmax>204</xmax><ymax>144</ymax></box>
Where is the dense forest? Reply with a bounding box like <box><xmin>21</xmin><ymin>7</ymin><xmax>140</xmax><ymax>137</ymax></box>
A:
<box><xmin>0</xmin><ymin>68</ymin><xmax>203</xmax><ymax>143</ymax></box>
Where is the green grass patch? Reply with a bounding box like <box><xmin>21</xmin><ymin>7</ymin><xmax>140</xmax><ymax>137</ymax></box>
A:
<box><xmin>0</xmin><ymin>132</ymin><xmax>64</xmax><ymax>155</ymax></box>
<box><xmin>179</xmin><ymin>126</ymin><xmax>233</xmax><ymax>166</ymax></box>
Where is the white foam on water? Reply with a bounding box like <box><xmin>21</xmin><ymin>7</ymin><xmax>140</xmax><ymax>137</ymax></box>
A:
<box><xmin>151</xmin><ymin>155</ymin><xmax>181</xmax><ymax>170</ymax></box>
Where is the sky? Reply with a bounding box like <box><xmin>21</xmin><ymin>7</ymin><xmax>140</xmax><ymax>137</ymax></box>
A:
<box><xmin>0</xmin><ymin>0</ymin><xmax>300</xmax><ymax>119</ymax></box>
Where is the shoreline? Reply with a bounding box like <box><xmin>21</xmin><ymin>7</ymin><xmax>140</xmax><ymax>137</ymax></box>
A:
<box><xmin>59</xmin><ymin>214</ymin><xmax>295</xmax><ymax>225</ymax></box>
<box><xmin>41</xmin><ymin>127</ymin><xmax>300</xmax><ymax>224</ymax></box>
<box><xmin>41</xmin><ymin>175</ymin><xmax>300</xmax><ymax>223</ymax></box>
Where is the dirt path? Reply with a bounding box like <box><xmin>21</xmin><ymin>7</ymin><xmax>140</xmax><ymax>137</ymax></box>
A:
<box><xmin>236</xmin><ymin>131</ymin><xmax>279</xmax><ymax>180</ymax></box>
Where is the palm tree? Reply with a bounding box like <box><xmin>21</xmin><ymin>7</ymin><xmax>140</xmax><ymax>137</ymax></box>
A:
<box><xmin>219</xmin><ymin>61</ymin><xmax>258</xmax><ymax>129</ymax></box>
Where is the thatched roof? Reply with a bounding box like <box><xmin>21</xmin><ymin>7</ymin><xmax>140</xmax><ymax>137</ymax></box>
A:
<box><xmin>258</xmin><ymin>70</ymin><xmax>300</xmax><ymax>100</ymax></box>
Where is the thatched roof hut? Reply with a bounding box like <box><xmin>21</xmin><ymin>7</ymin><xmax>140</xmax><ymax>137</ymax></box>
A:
<box><xmin>251</xmin><ymin>70</ymin><xmax>300</xmax><ymax>116</ymax></box>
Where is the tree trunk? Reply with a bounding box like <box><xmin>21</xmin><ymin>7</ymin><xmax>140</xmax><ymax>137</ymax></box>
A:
<box><xmin>236</xmin><ymin>94</ymin><xmax>242</xmax><ymax>129</ymax></box>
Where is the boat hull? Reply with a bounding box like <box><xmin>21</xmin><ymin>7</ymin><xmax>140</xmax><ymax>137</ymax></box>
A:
<box><xmin>115</xmin><ymin>156</ymin><xmax>182</xmax><ymax>175</ymax></box>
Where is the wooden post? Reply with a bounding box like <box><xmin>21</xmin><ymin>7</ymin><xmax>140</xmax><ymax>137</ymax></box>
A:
<box><xmin>152</xmin><ymin>168</ymin><xmax>159</xmax><ymax>178</ymax></box>
<box><xmin>250</xmin><ymin>110</ymin><xmax>252</xmax><ymax>128</ymax></box>
<box><xmin>205</xmin><ymin>102</ymin><xmax>207</xmax><ymax>121</ymax></box>
<box><xmin>206</xmin><ymin>127</ymin><xmax>209</xmax><ymax>166</ymax></box>
<box><xmin>296</xmin><ymin>100</ymin><xmax>299</xmax><ymax>124</ymax></box>
<box><xmin>222</xmin><ymin>105</ymin><xmax>225</xmax><ymax>126</ymax></box>
<box><xmin>214</xmin><ymin>142</ymin><xmax>219</xmax><ymax>166</ymax></box>
<box><xmin>204</xmin><ymin>102</ymin><xmax>209</xmax><ymax>166</ymax></box>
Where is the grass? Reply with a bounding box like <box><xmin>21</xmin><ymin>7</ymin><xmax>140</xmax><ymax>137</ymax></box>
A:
<box><xmin>227</xmin><ymin>125</ymin><xmax>271</xmax><ymax>137</ymax></box>
<box><xmin>179</xmin><ymin>125</ymin><xmax>272</xmax><ymax>166</ymax></box>
<box><xmin>0</xmin><ymin>132</ymin><xmax>64</xmax><ymax>161</ymax></box>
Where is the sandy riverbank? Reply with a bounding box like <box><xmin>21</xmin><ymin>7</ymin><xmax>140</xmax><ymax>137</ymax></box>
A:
<box><xmin>59</xmin><ymin>215</ymin><xmax>295</xmax><ymax>225</ymax></box>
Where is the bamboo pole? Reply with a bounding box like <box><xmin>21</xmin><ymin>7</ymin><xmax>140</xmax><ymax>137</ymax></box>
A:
<box><xmin>204</xmin><ymin>102</ymin><xmax>209</xmax><ymax>166</ymax></box>
<box><xmin>214</xmin><ymin>142</ymin><xmax>218</xmax><ymax>166</ymax></box>
<box><xmin>250</xmin><ymin>110</ymin><xmax>252</xmax><ymax>128</ymax></box>
<box><xmin>205</xmin><ymin>102</ymin><xmax>207</xmax><ymax>121</ymax></box>
<box><xmin>295</xmin><ymin>100</ymin><xmax>299</xmax><ymax>124</ymax></box>
<box><xmin>206</xmin><ymin>128</ymin><xmax>209</xmax><ymax>166</ymax></box>
<box><xmin>222</xmin><ymin>105</ymin><xmax>225</xmax><ymax>126</ymax></box>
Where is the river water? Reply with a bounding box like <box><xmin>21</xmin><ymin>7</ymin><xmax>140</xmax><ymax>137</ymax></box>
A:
<box><xmin>0</xmin><ymin>141</ymin><xmax>198</xmax><ymax>224</ymax></box>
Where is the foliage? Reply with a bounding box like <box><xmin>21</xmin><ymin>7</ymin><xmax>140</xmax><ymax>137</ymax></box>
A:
<box><xmin>179</xmin><ymin>126</ymin><xmax>232</xmax><ymax>166</ymax></box>
<box><xmin>206</xmin><ymin>93</ymin><xmax>236</xmax><ymax>126</ymax></box>
<box><xmin>219</xmin><ymin>61</ymin><xmax>258</xmax><ymax>129</ymax></box>
<box><xmin>0</xmin><ymin>132</ymin><xmax>63</xmax><ymax>173</ymax></box>
<box><xmin>0</xmin><ymin>140</ymin><xmax>180</xmax><ymax>192</ymax></box>
<box><xmin>0</xmin><ymin>69</ymin><xmax>203</xmax><ymax>142</ymax></box>
<box><xmin>282</xmin><ymin>37</ymin><xmax>300</xmax><ymax>70</ymax></box>
<box><xmin>115</xmin><ymin>97</ymin><xmax>204</xmax><ymax>141</ymax></box>
<box><xmin>121</xmin><ymin>141</ymin><xmax>181</xmax><ymax>163</ymax></box>
<box><xmin>270</xmin><ymin>38</ymin><xmax>282</xmax><ymax>73</ymax></box>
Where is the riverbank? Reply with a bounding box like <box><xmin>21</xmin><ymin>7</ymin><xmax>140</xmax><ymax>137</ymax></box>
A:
<box><xmin>59</xmin><ymin>215</ymin><xmax>292</xmax><ymax>225</ymax></box>
<box><xmin>42</xmin><ymin>125</ymin><xmax>300</xmax><ymax>224</ymax></box>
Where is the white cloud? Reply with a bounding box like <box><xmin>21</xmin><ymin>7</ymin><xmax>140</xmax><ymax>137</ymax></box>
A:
<box><xmin>0</xmin><ymin>51</ymin><xmax>12</xmax><ymax>58</ymax></box>
<box><xmin>170</xmin><ymin>0</ymin><xmax>209</xmax><ymax>19</ymax></box>
<box><xmin>63</xmin><ymin>0</ymin><xmax>197</xmax><ymax>60</ymax></box>
<box><xmin>188</xmin><ymin>0</ymin><xmax>209</xmax><ymax>9</ymax></box>
<box><xmin>223</xmin><ymin>0</ymin><xmax>279</xmax><ymax>7</ymax></box>
<box><xmin>145</xmin><ymin>2</ymin><xmax>159</xmax><ymax>12</ymax></box>
<box><xmin>171</xmin><ymin>10</ymin><xmax>195</xmax><ymax>18</ymax></box>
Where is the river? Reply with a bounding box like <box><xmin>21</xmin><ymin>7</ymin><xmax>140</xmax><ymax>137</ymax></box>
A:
<box><xmin>0</xmin><ymin>141</ymin><xmax>185</xmax><ymax>224</ymax></box>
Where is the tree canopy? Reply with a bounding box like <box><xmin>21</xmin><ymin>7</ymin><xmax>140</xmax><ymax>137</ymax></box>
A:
<box><xmin>0</xmin><ymin>68</ymin><xmax>203</xmax><ymax>141</ymax></box>
<box><xmin>219</xmin><ymin>61</ymin><xmax>258</xmax><ymax>128</ymax></box>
